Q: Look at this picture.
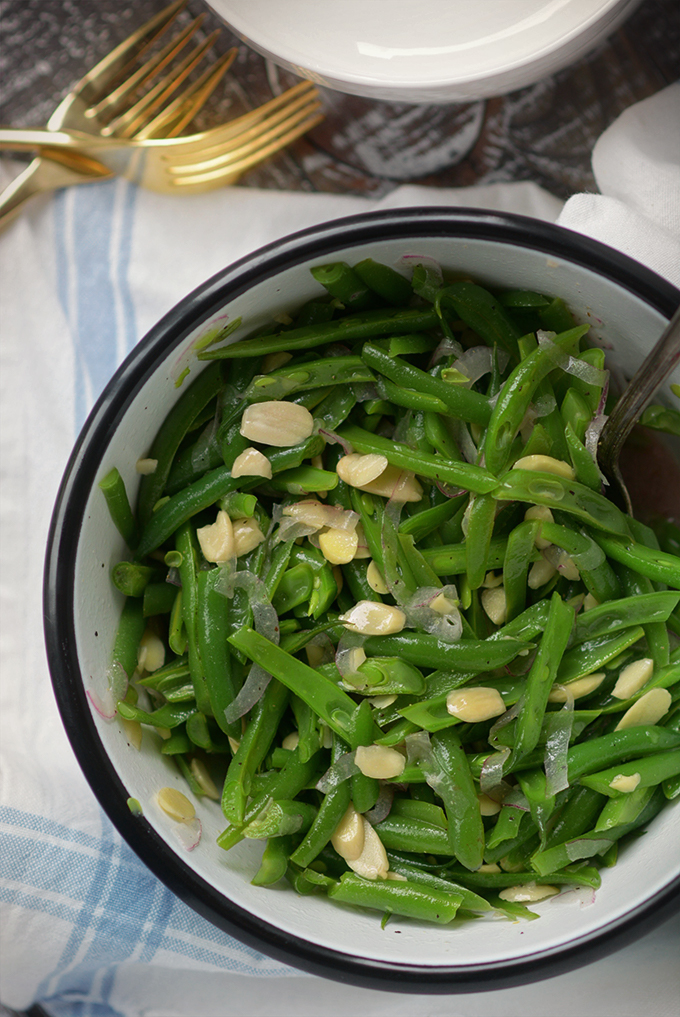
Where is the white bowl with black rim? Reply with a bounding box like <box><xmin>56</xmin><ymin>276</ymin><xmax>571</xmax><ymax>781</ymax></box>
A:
<box><xmin>44</xmin><ymin>207</ymin><xmax>680</xmax><ymax>993</ymax></box>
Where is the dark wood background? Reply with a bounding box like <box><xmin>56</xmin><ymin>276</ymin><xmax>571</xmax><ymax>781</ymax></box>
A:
<box><xmin>1</xmin><ymin>0</ymin><xmax>679</xmax><ymax>201</ymax></box>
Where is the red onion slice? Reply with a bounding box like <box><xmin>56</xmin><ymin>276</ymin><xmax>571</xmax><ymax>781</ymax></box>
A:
<box><xmin>224</xmin><ymin>664</ymin><xmax>272</xmax><ymax>724</ymax></box>
<box><xmin>87</xmin><ymin>688</ymin><xmax>117</xmax><ymax>721</ymax></box>
<box><xmin>174</xmin><ymin>817</ymin><xmax>202</xmax><ymax>852</ymax></box>
<box><xmin>544</xmin><ymin>687</ymin><xmax>575</xmax><ymax>796</ymax></box>
<box><xmin>365</xmin><ymin>783</ymin><xmax>395</xmax><ymax>825</ymax></box>
<box><xmin>317</xmin><ymin>427</ymin><xmax>354</xmax><ymax>456</ymax></box>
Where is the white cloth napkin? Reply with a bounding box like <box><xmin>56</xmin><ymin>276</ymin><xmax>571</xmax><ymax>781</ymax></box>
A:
<box><xmin>1</xmin><ymin>83</ymin><xmax>679</xmax><ymax>1017</ymax></box>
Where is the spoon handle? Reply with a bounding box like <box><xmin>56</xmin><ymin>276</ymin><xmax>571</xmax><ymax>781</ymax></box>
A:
<box><xmin>599</xmin><ymin>305</ymin><xmax>680</xmax><ymax>477</ymax></box>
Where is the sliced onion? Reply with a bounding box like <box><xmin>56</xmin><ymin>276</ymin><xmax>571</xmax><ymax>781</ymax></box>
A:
<box><xmin>380</xmin><ymin>497</ymin><xmax>409</xmax><ymax>607</ymax></box>
<box><xmin>397</xmin><ymin>253</ymin><xmax>444</xmax><ymax>280</ymax></box>
<box><xmin>275</xmin><ymin>517</ymin><xmax>319</xmax><ymax>543</ymax></box>
<box><xmin>544</xmin><ymin>686</ymin><xmax>574</xmax><ymax>796</ymax></box>
<box><xmin>435</xmin><ymin>480</ymin><xmax>467</xmax><ymax>499</ymax></box>
<box><xmin>537</xmin><ymin>330</ymin><xmax>609</xmax><ymax>388</ymax></box>
<box><xmin>430</xmin><ymin>336</ymin><xmax>465</xmax><ymax>365</ymax></box>
<box><xmin>447</xmin><ymin>346</ymin><xmax>497</xmax><ymax>387</ymax></box>
<box><xmin>335</xmin><ymin>629</ymin><xmax>367</xmax><ymax>680</ymax></box>
<box><xmin>174</xmin><ymin>817</ymin><xmax>202</xmax><ymax>852</ymax></box>
<box><xmin>87</xmin><ymin>688</ymin><xmax>117</xmax><ymax>721</ymax></box>
<box><xmin>553</xmin><ymin>885</ymin><xmax>597</xmax><ymax>908</ymax></box>
<box><xmin>365</xmin><ymin>783</ymin><xmax>395</xmax><ymax>825</ymax></box>
<box><xmin>404</xmin><ymin>585</ymin><xmax>463</xmax><ymax>644</ymax></box>
<box><xmin>224</xmin><ymin>664</ymin><xmax>272</xmax><ymax>724</ymax></box>
<box><xmin>479</xmin><ymin>747</ymin><xmax>511</xmax><ymax>799</ymax></box>
<box><xmin>191</xmin><ymin>409</ymin><xmax>219</xmax><ymax>473</ymax></box>
<box><xmin>352</xmin><ymin>382</ymin><xmax>380</xmax><ymax>403</ymax></box>
<box><xmin>404</xmin><ymin>730</ymin><xmax>433</xmax><ymax>767</ymax></box>
<box><xmin>317</xmin><ymin>427</ymin><xmax>354</xmax><ymax>456</ymax></box>
<box><xmin>450</xmin><ymin>418</ymin><xmax>478</xmax><ymax>464</ymax></box>
<box><xmin>316</xmin><ymin>751</ymin><xmax>359</xmax><ymax>793</ymax></box>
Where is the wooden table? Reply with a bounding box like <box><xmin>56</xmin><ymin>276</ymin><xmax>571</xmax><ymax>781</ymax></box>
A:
<box><xmin>1</xmin><ymin>0</ymin><xmax>679</xmax><ymax>201</ymax></box>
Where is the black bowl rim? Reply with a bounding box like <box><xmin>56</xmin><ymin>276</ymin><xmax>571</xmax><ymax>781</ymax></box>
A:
<box><xmin>44</xmin><ymin>206</ymin><xmax>680</xmax><ymax>994</ymax></box>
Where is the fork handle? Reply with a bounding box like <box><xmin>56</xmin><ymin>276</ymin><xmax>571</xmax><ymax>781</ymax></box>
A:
<box><xmin>0</xmin><ymin>154</ymin><xmax>112</xmax><ymax>232</ymax></box>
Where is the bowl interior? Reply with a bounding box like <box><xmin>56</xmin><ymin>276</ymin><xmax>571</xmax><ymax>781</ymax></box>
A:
<box><xmin>50</xmin><ymin>213</ymin><xmax>680</xmax><ymax>987</ymax></box>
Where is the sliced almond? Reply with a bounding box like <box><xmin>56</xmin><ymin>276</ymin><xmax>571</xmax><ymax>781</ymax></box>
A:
<box><xmin>446</xmin><ymin>686</ymin><xmax>506</xmax><ymax>723</ymax></box>
<box><xmin>354</xmin><ymin>744</ymin><xmax>406</xmax><ymax>780</ymax></box>
<box><xmin>346</xmin><ymin>817</ymin><xmax>389</xmax><ymax>880</ymax></box>
<box><xmin>319</xmin><ymin>526</ymin><xmax>359</xmax><ymax>565</ymax></box>
<box><xmin>366</xmin><ymin>560</ymin><xmax>389</xmax><ymax>595</ymax></box>
<box><xmin>481</xmin><ymin>586</ymin><xmax>507</xmax><ymax>626</ymax></box>
<box><xmin>478</xmin><ymin>794</ymin><xmax>502</xmax><ymax>816</ymax></box>
<box><xmin>231</xmin><ymin>447</ymin><xmax>272</xmax><ymax>479</ymax></box>
<box><xmin>331</xmin><ymin>802</ymin><xmax>365</xmax><ymax>862</ymax></box>
<box><xmin>548</xmin><ymin>672</ymin><xmax>605</xmax><ymax>703</ymax></box>
<box><xmin>157</xmin><ymin>787</ymin><xmax>195</xmax><ymax>823</ymax></box>
<box><xmin>528</xmin><ymin>556</ymin><xmax>557</xmax><ymax>589</ymax></box>
<box><xmin>197</xmin><ymin>509</ymin><xmax>234</xmax><ymax>563</ymax></box>
<box><xmin>359</xmin><ymin>464</ymin><xmax>423</xmax><ymax>503</ymax></box>
<box><xmin>138</xmin><ymin>628</ymin><xmax>165</xmax><ymax>673</ymax></box>
<box><xmin>232</xmin><ymin>516</ymin><xmax>265</xmax><ymax>557</ymax></box>
<box><xmin>240</xmin><ymin>400</ymin><xmax>314</xmax><ymax>447</ymax></box>
<box><xmin>261</xmin><ymin>351</ymin><xmax>293</xmax><ymax>373</ymax></box>
<box><xmin>512</xmin><ymin>455</ymin><xmax>575</xmax><ymax>480</ymax></box>
<box><xmin>136</xmin><ymin>457</ymin><xmax>158</xmax><ymax>475</ymax></box>
<box><xmin>609</xmin><ymin>772</ymin><xmax>641</xmax><ymax>793</ymax></box>
<box><xmin>499</xmin><ymin>882</ymin><xmax>558</xmax><ymax>903</ymax></box>
<box><xmin>189</xmin><ymin>758</ymin><xmax>220</xmax><ymax>800</ymax></box>
<box><xmin>336</xmin><ymin>452</ymin><xmax>388</xmax><ymax>487</ymax></box>
<box><xmin>339</xmin><ymin>600</ymin><xmax>406</xmax><ymax>636</ymax></box>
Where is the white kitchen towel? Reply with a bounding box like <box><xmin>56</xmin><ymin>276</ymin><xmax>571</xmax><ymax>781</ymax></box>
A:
<box><xmin>1</xmin><ymin>81</ymin><xmax>679</xmax><ymax>1017</ymax></box>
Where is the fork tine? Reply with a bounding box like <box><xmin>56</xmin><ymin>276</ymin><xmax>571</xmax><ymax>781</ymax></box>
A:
<box><xmin>75</xmin><ymin>1</ymin><xmax>188</xmax><ymax>104</ymax></box>
<box><xmin>138</xmin><ymin>47</ymin><xmax>238</xmax><ymax>140</ymax></box>
<box><xmin>103</xmin><ymin>30</ymin><xmax>221</xmax><ymax>139</ymax></box>
<box><xmin>169</xmin><ymin>96</ymin><xmax>322</xmax><ymax>174</ymax></box>
<box><xmin>169</xmin><ymin>112</ymin><xmax>324</xmax><ymax>187</ymax></box>
<box><xmin>86</xmin><ymin>12</ymin><xmax>204</xmax><ymax>121</ymax></box>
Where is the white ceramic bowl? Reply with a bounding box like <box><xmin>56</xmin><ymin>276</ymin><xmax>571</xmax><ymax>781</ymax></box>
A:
<box><xmin>207</xmin><ymin>0</ymin><xmax>642</xmax><ymax>103</ymax></box>
<box><xmin>45</xmin><ymin>208</ymin><xmax>680</xmax><ymax>991</ymax></box>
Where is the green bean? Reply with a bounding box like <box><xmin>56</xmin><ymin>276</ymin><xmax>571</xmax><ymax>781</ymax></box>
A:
<box><xmin>99</xmin><ymin>468</ymin><xmax>138</xmax><ymax>548</ymax></box>
<box><xmin>374</xmin><ymin>813</ymin><xmax>454</xmax><ymax>855</ymax></box>
<box><xmin>329</xmin><ymin>872</ymin><xmax>462</xmax><ymax>924</ymax></box>
<box><xmin>363</xmin><ymin>632</ymin><xmax>531</xmax><ymax>672</ymax></box>
<box><xmin>314</xmin><ymin>386</ymin><xmax>357</xmax><ymax>430</ymax></box>
<box><xmin>228</xmin><ymin>626</ymin><xmax>357</xmax><ymax>739</ymax></box>
<box><xmin>349</xmin><ymin>699</ymin><xmax>380</xmax><ymax>814</ymax></box>
<box><xmin>572</xmin><ymin>591</ymin><xmax>680</xmax><ymax>643</ymax></box>
<box><xmin>564</xmin><ymin>423</ymin><xmax>602</xmax><ymax>491</ymax></box>
<box><xmin>595</xmin><ymin>784</ymin><xmax>656</xmax><ymax>831</ymax></box>
<box><xmin>111</xmin><ymin>561</ymin><xmax>157</xmax><ymax>598</ymax></box>
<box><xmin>560</xmin><ymin>387</ymin><xmax>592</xmax><ymax>443</ymax></box>
<box><xmin>136</xmin><ymin>436</ymin><xmax>324</xmax><ymax>556</ymax></box>
<box><xmin>111</xmin><ymin>597</ymin><xmax>145</xmax><ymax>680</ymax></box>
<box><xmin>251</xmin><ymin>835</ymin><xmax>293</xmax><ymax>886</ymax></box>
<box><xmin>503</xmin><ymin>519</ymin><xmax>540</xmax><ymax>620</ymax></box>
<box><xmin>339</xmin><ymin>424</ymin><xmax>497</xmax><ymax>494</ymax></box>
<box><xmin>353</xmin><ymin>258</ymin><xmax>413</xmax><ymax>306</ymax></box>
<box><xmin>465</xmin><ymin>494</ymin><xmax>497</xmax><ymax>590</ymax></box>
<box><xmin>539</xmin><ymin>518</ymin><xmax>622</xmax><ymax>603</ymax></box>
<box><xmin>567</xmin><ymin>726</ymin><xmax>680</xmax><ymax>782</ymax></box>
<box><xmin>511</xmin><ymin>593</ymin><xmax>574</xmax><ymax>765</ymax></box>
<box><xmin>372</xmin><ymin>333</ymin><xmax>440</xmax><ymax>357</ymax></box>
<box><xmin>361</xmin><ymin>343</ymin><xmax>492</xmax><ymax>427</ymax></box>
<box><xmin>399</xmin><ymin>496</ymin><xmax>466</xmax><ymax>544</ymax></box>
<box><xmin>436</xmin><ymin>282</ymin><xmax>524</xmax><ymax>359</ymax></box>
<box><xmin>310</xmin><ymin>262</ymin><xmax>373</xmax><ymax>310</ymax></box>
<box><xmin>422</xmin><ymin>538</ymin><xmax>512</xmax><ymax>577</ymax></box>
<box><xmin>268</xmin><ymin>466</ymin><xmax>339</xmax><ymax>495</ymax></box>
<box><xmin>376</xmin><ymin>374</ymin><xmax>448</xmax><ymax>414</ymax></box>
<box><xmin>580</xmin><ymin>751</ymin><xmax>680</xmax><ymax>797</ymax></box>
<box><xmin>429</xmin><ymin>729</ymin><xmax>484</xmax><ymax>870</ymax></box>
<box><xmin>483</xmin><ymin>326</ymin><xmax>589</xmax><ymax>475</ymax></box>
<box><xmin>386</xmin><ymin>859</ymin><xmax>492</xmax><ymax>912</ymax></box>
<box><xmin>494</xmin><ymin>469</ymin><xmax>629</xmax><ymax>536</ymax></box>
<box><xmin>199</xmin><ymin>308</ymin><xmax>440</xmax><ymax>360</ymax></box>
<box><xmin>196</xmin><ymin>567</ymin><xmax>240</xmax><ymax>738</ymax></box>
<box><xmin>290</xmin><ymin>735</ymin><xmax>352</xmax><ymax>869</ymax></box>
<box><xmin>117</xmin><ymin>699</ymin><xmax>196</xmax><ymax>729</ymax></box>
<box><xmin>220</xmin><ymin>679</ymin><xmax>290</xmax><ymax>825</ymax></box>
<box><xmin>137</xmin><ymin>362</ymin><xmax>225</xmax><ymax>525</ymax></box>
<box><xmin>557</xmin><ymin>627</ymin><xmax>646</xmax><ymax>682</ymax></box>
<box><xmin>142</xmin><ymin>582</ymin><xmax>177</xmax><ymax>617</ymax></box>
<box><xmin>246</xmin><ymin>356</ymin><xmax>374</xmax><ymax>402</ymax></box>
<box><xmin>590</xmin><ymin>533</ymin><xmax>680</xmax><ymax>589</ymax></box>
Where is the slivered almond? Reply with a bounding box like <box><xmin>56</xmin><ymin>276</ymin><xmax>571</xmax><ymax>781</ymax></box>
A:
<box><xmin>261</xmin><ymin>351</ymin><xmax>293</xmax><ymax>373</ymax></box>
<box><xmin>612</xmin><ymin>658</ymin><xmax>654</xmax><ymax>700</ymax></box>
<box><xmin>614</xmin><ymin>687</ymin><xmax>671</xmax><ymax>730</ymax></box>
<box><xmin>197</xmin><ymin>509</ymin><xmax>234</xmax><ymax>563</ymax></box>
<box><xmin>339</xmin><ymin>600</ymin><xmax>406</xmax><ymax>635</ymax></box>
<box><xmin>336</xmin><ymin>452</ymin><xmax>388</xmax><ymax>487</ymax></box>
<box><xmin>513</xmin><ymin>455</ymin><xmax>575</xmax><ymax>480</ymax></box>
<box><xmin>478</xmin><ymin>794</ymin><xmax>502</xmax><ymax>816</ymax></box>
<box><xmin>138</xmin><ymin>628</ymin><xmax>165</xmax><ymax>673</ymax></box>
<box><xmin>231</xmin><ymin>447</ymin><xmax>272</xmax><ymax>479</ymax></box>
<box><xmin>136</xmin><ymin>457</ymin><xmax>158</xmax><ymax>475</ymax></box>
<box><xmin>446</xmin><ymin>687</ymin><xmax>506</xmax><ymax>723</ymax></box>
<box><xmin>240</xmin><ymin>401</ymin><xmax>314</xmax><ymax>447</ymax></box>
<box><xmin>189</xmin><ymin>758</ymin><xmax>220</xmax><ymax>800</ymax></box>
<box><xmin>282</xmin><ymin>731</ymin><xmax>300</xmax><ymax>751</ymax></box>
<box><xmin>354</xmin><ymin>744</ymin><xmax>405</xmax><ymax>780</ymax></box>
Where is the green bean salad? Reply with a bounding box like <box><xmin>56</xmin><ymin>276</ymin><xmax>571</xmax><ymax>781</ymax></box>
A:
<box><xmin>101</xmin><ymin>256</ymin><xmax>680</xmax><ymax>927</ymax></box>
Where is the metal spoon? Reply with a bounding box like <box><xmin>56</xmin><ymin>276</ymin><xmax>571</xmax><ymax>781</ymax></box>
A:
<box><xmin>597</xmin><ymin>305</ymin><xmax>680</xmax><ymax>515</ymax></box>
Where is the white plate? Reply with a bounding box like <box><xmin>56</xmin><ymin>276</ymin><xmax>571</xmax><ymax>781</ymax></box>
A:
<box><xmin>208</xmin><ymin>0</ymin><xmax>641</xmax><ymax>102</ymax></box>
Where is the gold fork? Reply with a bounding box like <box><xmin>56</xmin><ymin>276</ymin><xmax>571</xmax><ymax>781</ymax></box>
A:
<box><xmin>0</xmin><ymin>0</ymin><xmax>235</xmax><ymax>229</ymax></box>
<box><xmin>0</xmin><ymin>81</ymin><xmax>324</xmax><ymax>195</ymax></box>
